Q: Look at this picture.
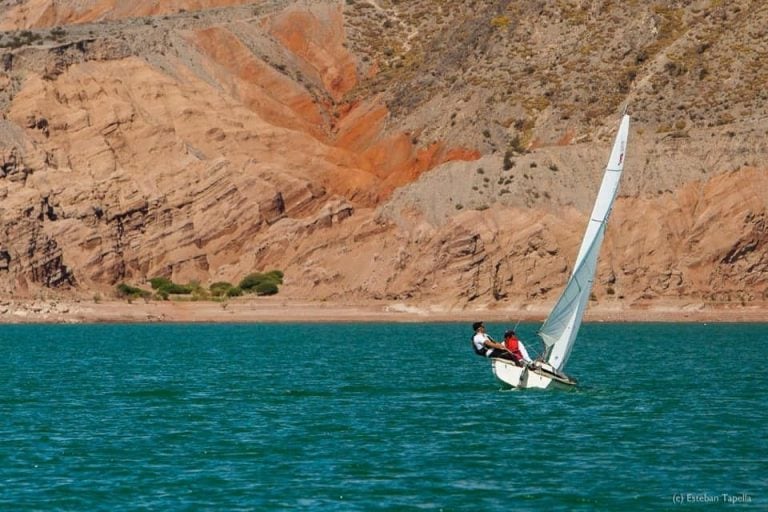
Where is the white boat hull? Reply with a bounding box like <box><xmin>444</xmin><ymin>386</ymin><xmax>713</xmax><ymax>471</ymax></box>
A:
<box><xmin>491</xmin><ymin>359</ymin><xmax>577</xmax><ymax>390</ymax></box>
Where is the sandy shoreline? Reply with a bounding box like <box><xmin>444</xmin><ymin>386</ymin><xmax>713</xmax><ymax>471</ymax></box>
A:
<box><xmin>0</xmin><ymin>297</ymin><xmax>766</xmax><ymax>324</ymax></box>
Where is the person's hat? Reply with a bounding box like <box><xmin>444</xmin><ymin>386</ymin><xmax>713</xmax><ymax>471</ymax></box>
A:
<box><xmin>472</xmin><ymin>322</ymin><xmax>484</xmax><ymax>331</ymax></box>
<box><xmin>504</xmin><ymin>329</ymin><xmax>516</xmax><ymax>338</ymax></box>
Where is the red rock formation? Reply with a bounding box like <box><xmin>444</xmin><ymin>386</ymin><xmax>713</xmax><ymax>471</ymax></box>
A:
<box><xmin>0</xmin><ymin>2</ymin><xmax>478</xmax><ymax>297</ymax></box>
<box><xmin>0</xmin><ymin>0</ymin><xmax>254</xmax><ymax>29</ymax></box>
<box><xmin>268</xmin><ymin>4</ymin><xmax>357</xmax><ymax>103</ymax></box>
<box><xmin>188</xmin><ymin>26</ymin><xmax>328</xmax><ymax>139</ymax></box>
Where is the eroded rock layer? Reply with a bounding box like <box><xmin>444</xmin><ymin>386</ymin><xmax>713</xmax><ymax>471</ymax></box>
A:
<box><xmin>0</xmin><ymin>0</ymin><xmax>766</xmax><ymax>311</ymax></box>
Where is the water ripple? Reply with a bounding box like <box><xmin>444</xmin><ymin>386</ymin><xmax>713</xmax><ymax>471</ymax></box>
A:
<box><xmin>0</xmin><ymin>322</ymin><xmax>766</xmax><ymax>510</ymax></box>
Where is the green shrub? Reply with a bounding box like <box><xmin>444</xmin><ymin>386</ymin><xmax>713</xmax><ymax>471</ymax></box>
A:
<box><xmin>116</xmin><ymin>283</ymin><xmax>151</xmax><ymax>299</ymax></box>
<box><xmin>191</xmin><ymin>285</ymin><xmax>209</xmax><ymax>300</ymax></box>
<box><xmin>210</xmin><ymin>281</ymin><xmax>234</xmax><ymax>296</ymax></box>
<box><xmin>239</xmin><ymin>273</ymin><xmax>272</xmax><ymax>290</ymax></box>
<box><xmin>149</xmin><ymin>276</ymin><xmax>195</xmax><ymax>296</ymax></box>
<box><xmin>239</xmin><ymin>270</ymin><xmax>283</xmax><ymax>294</ymax></box>
<box><xmin>239</xmin><ymin>273</ymin><xmax>260</xmax><ymax>290</ymax></box>
<box><xmin>159</xmin><ymin>283</ymin><xmax>193</xmax><ymax>294</ymax></box>
<box><xmin>255</xmin><ymin>281</ymin><xmax>279</xmax><ymax>296</ymax></box>
<box><xmin>226</xmin><ymin>286</ymin><xmax>243</xmax><ymax>297</ymax></box>
<box><xmin>149</xmin><ymin>277</ymin><xmax>173</xmax><ymax>290</ymax></box>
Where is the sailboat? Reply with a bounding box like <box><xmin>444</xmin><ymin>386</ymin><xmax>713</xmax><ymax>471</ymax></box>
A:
<box><xmin>492</xmin><ymin>112</ymin><xmax>630</xmax><ymax>389</ymax></box>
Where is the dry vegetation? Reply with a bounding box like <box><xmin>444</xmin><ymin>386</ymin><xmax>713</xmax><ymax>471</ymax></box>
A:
<box><xmin>4</xmin><ymin>0</ymin><xmax>766</xmax><ymax>152</ymax></box>
<box><xmin>341</xmin><ymin>0</ymin><xmax>768</xmax><ymax>155</ymax></box>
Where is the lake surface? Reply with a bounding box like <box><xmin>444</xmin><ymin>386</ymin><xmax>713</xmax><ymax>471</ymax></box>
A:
<box><xmin>1</xmin><ymin>322</ymin><xmax>766</xmax><ymax>510</ymax></box>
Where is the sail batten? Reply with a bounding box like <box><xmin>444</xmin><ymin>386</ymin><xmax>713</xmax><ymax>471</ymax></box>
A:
<box><xmin>538</xmin><ymin>114</ymin><xmax>630</xmax><ymax>371</ymax></box>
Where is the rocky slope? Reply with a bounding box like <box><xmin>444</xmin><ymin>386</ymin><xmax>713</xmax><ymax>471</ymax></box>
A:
<box><xmin>0</xmin><ymin>0</ymin><xmax>766</xmax><ymax>312</ymax></box>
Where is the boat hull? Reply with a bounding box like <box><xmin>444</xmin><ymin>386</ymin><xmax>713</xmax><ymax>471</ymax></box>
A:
<box><xmin>491</xmin><ymin>359</ymin><xmax>577</xmax><ymax>390</ymax></box>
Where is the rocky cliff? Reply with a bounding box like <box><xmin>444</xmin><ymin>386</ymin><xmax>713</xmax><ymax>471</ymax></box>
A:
<box><xmin>0</xmin><ymin>0</ymin><xmax>766</xmax><ymax>312</ymax></box>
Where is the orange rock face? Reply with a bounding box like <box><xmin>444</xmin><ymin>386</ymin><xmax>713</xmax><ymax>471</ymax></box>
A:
<box><xmin>0</xmin><ymin>0</ymin><xmax>254</xmax><ymax>29</ymax></box>
<box><xmin>347</xmin><ymin>166</ymin><xmax>768</xmax><ymax>310</ymax></box>
<box><xmin>188</xmin><ymin>26</ymin><xmax>328</xmax><ymax>138</ymax></box>
<box><xmin>268</xmin><ymin>4</ymin><xmax>357</xmax><ymax>103</ymax></box>
<box><xmin>0</xmin><ymin>1</ymin><xmax>478</xmax><ymax>298</ymax></box>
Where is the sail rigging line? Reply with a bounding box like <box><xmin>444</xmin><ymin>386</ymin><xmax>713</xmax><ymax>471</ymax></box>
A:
<box><xmin>510</xmin><ymin>318</ymin><xmax>540</xmax><ymax>360</ymax></box>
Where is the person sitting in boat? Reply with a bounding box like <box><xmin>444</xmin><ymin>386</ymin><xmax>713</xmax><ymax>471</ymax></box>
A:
<box><xmin>503</xmin><ymin>329</ymin><xmax>529</xmax><ymax>367</ymax></box>
<box><xmin>471</xmin><ymin>322</ymin><xmax>518</xmax><ymax>361</ymax></box>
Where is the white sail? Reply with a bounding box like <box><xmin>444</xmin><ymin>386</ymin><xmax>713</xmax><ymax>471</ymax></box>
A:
<box><xmin>539</xmin><ymin>114</ymin><xmax>630</xmax><ymax>371</ymax></box>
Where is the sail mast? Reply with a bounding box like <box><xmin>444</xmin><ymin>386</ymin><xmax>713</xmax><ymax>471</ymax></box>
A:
<box><xmin>538</xmin><ymin>114</ymin><xmax>630</xmax><ymax>371</ymax></box>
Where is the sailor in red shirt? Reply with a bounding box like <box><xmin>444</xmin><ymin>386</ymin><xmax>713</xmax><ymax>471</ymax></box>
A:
<box><xmin>503</xmin><ymin>329</ymin><xmax>526</xmax><ymax>366</ymax></box>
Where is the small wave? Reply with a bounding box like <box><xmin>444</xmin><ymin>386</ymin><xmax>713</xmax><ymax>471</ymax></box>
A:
<box><xmin>119</xmin><ymin>388</ymin><xmax>185</xmax><ymax>400</ymax></box>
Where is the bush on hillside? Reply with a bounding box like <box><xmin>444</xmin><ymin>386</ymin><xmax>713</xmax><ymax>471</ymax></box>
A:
<box><xmin>209</xmin><ymin>281</ymin><xmax>234</xmax><ymax>297</ymax></box>
<box><xmin>264</xmin><ymin>270</ymin><xmax>284</xmax><ymax>284</ymax></box>
<box><xmin>503</xmin><ymin>150</ymin><xmax>515</xmax><ymax>170</ymax></box>
<box><xmin>238</xmin><ymin>270</ymin><xmax>283</xmax><ymax>295</ymax></box>
<box><xmin>116</xmin><ymin>283</ymin><xmax>151</xmax><ymax>299</ymax></box>
<box><xmin>239</xmin><ymin>272</ymin><xmax>280</xmax><ymax>291</ymax></box>
<box><xmin>159</xmin><ymin>283</ymin><xmax>193</xmax><ymax>294</ymax></box>
<box><xmin>226</xmin><ymin>286</ymin><xmax>243</xmax><ymax>297</ymax></box>
<box><xmin>149</xmin><ymin>277</ymin><xmax>173</xmax><ymax>290</ymax></box>
<box><xmin>238</xmin><ymin>273</ymin><xmax>260</xmax><ymax>291</ymax></box>
<box><xmin>254</xmin><ymin>281</ymin><xmax>279</xmax><ymax>296</ymax></box>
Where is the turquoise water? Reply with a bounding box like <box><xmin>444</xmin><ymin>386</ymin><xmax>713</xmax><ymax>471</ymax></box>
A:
<box><xmin>1</xmin><ymin>322</ymin><xmax>766</xmax><ymax>510</ymax></box>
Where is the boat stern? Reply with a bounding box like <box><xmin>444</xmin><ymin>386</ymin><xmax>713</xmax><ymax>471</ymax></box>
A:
<box><xmin>491</xmin><ymin>359</ymin><xmax>577</xmax><ymax>390</ymax></box>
